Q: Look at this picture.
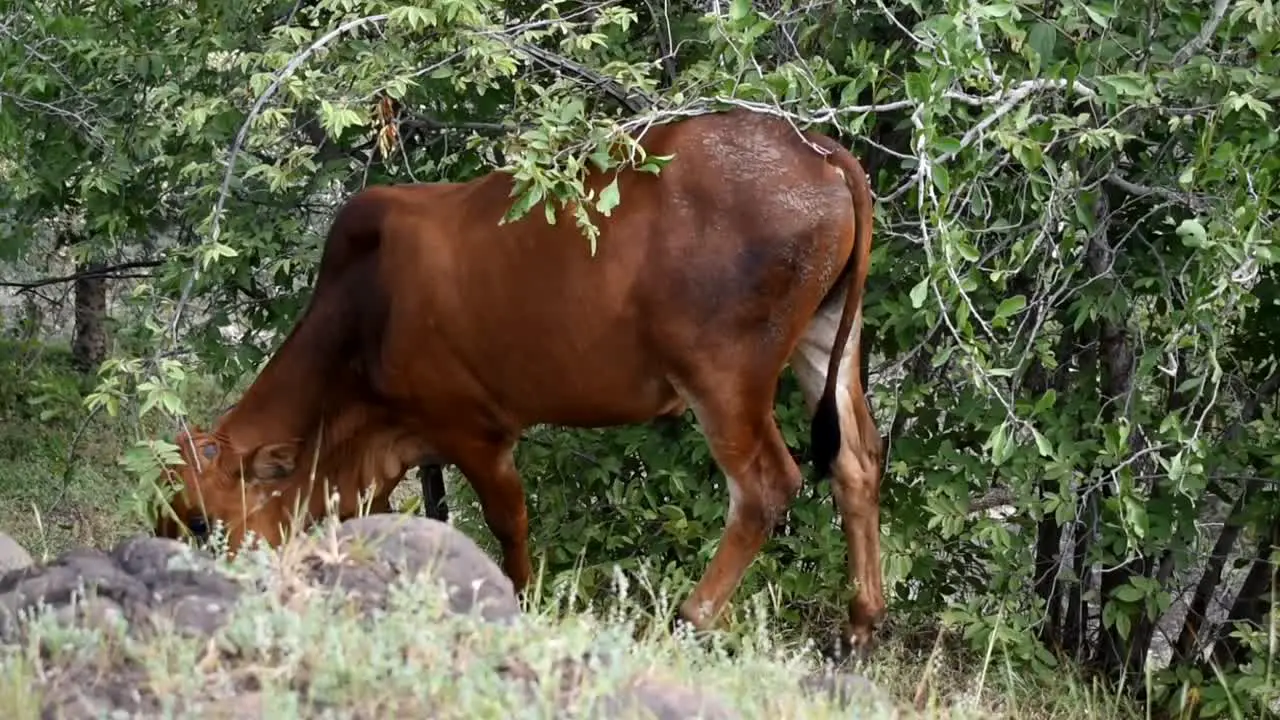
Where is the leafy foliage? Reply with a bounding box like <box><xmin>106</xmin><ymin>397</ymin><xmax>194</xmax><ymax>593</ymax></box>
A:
<box><xmin>2</xmin><ymin>0</ymin><xmax>1278</xmax><ymax>717</ymax></box>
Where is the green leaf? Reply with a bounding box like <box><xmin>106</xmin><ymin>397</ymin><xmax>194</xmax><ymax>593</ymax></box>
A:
<box><xmin>934</xmin><ymin>136</ymin><xmax>962</xmax><ymax>155</ymax></box>
<box><xmin>504</xmin><ymin>182</ymin><xmax>545</xmax><ymax>223</ymax></box>
<box><xmin>1114</xmin><ymin>610</ymin><xmax>1131</xmax><ymax>640</ymax></box>
<box><xmin>1027</xmin><ymin>22</ymin><xmax>1057</xmax><ymax>60</ymax></box>
<box><xmin>596</xmin><ymin>177</ymin><xmax>621</xmax><ymax>216</ymax></box>
<box><xmin>1032</xmin><ymin>428</ymin><xmax>1053</xmax><ymax>457</ymax></box>
<box><xmin>994</xmin><ymin>295</ymin><xmax>1027</xmax><ymax>321</ymax></box>
<box><xmin>1123</xmin><ymin>495</ymin><xmax>1148</xmax><ymax>539</ymax></box>
<box><xmin>976</xmin><ymin>2</ymin><xmax>1017</xmax><ymax>19</ymax></box>
<box><xmin>1098</xmin><ymin>73</ymin><xmax>1149</xmax><ymax>97</ymax></box>
<box><xmin>988</xmin><ymin>422</ymin><xmax>1012</xmax><ymax>465</ymax></box>
<box><xmin>636</xmin><ymin>153</ymin><xmax>675</xmax><ymax>174</ymax></box>
<box><xmin>1033</xmin><ymin>389</ymin><xmax>1057</xmax><ymax>415</ymax></box>
<box><xmin>1113</xmin><ymin>583</ymin><xmax>1143</xmax><ymax>604</ymax></box>
<box><xmin>1176</xmin><ymin>218</ymin><xmax>1207</xmax><ymax>247</ymax></box>
<box><xmin>730</xmin><ymin>0</ymin><xmax>751</xmax><ymax>22</ymax></box>
<box><xmin>1082</xmin><ymin>3</ymin><xmax>1115</xmax><ymax>27</ymax></box>
<box><xmin>909</xmin><ymin>277</ymin><xmax>929</xmax><ymax>309</ymax></box>
<box><xmin>956</xmin><ymin>238</ymin><xmax>980</xmax><ymax>262</ymax></box>
<box><xmin>932</xmin><ymin>164</ymin><xmax>950</xmax><ymax>193</ymax></box>
<box><xmin>905</xmin><ymin>71</ymin><xmax>932</xmax><ymax>101</ymax></box>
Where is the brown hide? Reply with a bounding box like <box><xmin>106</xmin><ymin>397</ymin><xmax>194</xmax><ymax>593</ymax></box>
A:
<box><xmin>156</xmin><ymin>108</ymin><xmax>884</xmax><ymax>649</ymax></box>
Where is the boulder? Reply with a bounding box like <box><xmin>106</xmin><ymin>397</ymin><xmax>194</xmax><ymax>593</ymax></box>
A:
<box><xmin>283</xmin><ymin>513</ymin><xmax>520</xmax><ymax>623</ymax></box>
<box><xmin>0</xmin><ymin>530</ymin><xmax>33</xmax><ymax>575</ymax></box>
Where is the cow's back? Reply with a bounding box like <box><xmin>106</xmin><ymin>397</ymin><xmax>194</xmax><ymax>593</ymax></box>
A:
<box><xmin>368</xmin><ymin>109</ymin><xmax>857</xmax><ymax>428</ymax></box>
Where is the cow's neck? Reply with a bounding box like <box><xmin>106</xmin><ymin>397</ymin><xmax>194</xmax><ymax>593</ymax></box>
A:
<box><xmin>294</xmin><ymin>406</ymin><xmax>420</xmax><ymax>518</ymax></box>
<box><xmin>220</xmin><ymin>295</ymin><xmax>352</xmax><ymax>454</ymax></box>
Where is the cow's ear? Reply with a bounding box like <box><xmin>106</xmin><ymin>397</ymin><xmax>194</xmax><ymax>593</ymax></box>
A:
<box><xmin>248</xmin><ymin>442</ymin><xmax>298</xmax><ymax>481</ymax></box>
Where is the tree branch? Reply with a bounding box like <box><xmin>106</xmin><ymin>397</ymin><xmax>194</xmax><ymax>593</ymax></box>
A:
<box><xmin>1171</xmin><ymin>0</ymin><xmax>1232</xmax><ymax>68</ymax></box>
<box><xmin>1174</xmin><ymin>365</ymin><xmax>1280</xmax><ymax>661</ymax></box>
<box><xmin>642</xmin><ymin>0</ymin><xmax>680</xmax><ymax>89</ymax></box>
<box><xmin>399</xmin><ymin>113</ymin><xmax>511</xmax><ymax>136</ymax></box>
<box><xmin>188</xmin><ymin>12</ymin><xmax>391</xmax><ymax>350</ymax></box>
<box><xmin>0</xmin><ymin>260</ymin><xmax>163</xmax><ymax>294</ymax></box>
<box><xmin>1105</xmin><ymin>173</ymin><xmax>1212</xmax><ymax>213</ymax></box>
<box><xmin>510</xmin><ymin>42</ymin><xmax>653</xmax><ymax>114</ymax></box>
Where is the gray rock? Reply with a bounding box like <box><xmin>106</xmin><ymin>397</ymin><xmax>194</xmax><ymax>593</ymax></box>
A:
<box><xmin>0</xmin><ymin>534</ymin><xmax>241</xmax><ymax>643</ymax></box>
<box><xmin>799</xmin><ymin>670</ymin><xmax>893</xmax><ymax>711</ymax></box>
<box><xmin>0</xmin><ymin>531</ymin><xmax>33</xmax><ymax>575</ymax></box>
<box><xmin>593</xmin><ymin>671</ymin><xmax>740</xmax><ymax>719</ymax></box>
<box><xmin>288</xmin><ymin>513</ymin><xmax>520</xmax><ymax>623</ymax></box>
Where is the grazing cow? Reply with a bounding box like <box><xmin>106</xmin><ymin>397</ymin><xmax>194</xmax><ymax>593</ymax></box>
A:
<box><xmin>154</xmin><ymin>108</ymin><xmax>884</xmax><ymax>649</ymax></box>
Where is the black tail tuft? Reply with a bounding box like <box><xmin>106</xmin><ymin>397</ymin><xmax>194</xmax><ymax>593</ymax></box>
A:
<box><xmin>809</xmin><ymin>391</ymin><xmax>842</xmax><ymax>480</ymax></box>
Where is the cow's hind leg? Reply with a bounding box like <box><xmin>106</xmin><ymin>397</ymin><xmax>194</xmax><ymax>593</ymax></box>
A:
<box><xmin>676</xmin><ymin>377</ymin><xmax>803</xmax><ymax>632</ymax></box>
<box><xmin>791</xmin><ymin>296</ymin><xmax>885</xmax><ymax>653</ymax></box>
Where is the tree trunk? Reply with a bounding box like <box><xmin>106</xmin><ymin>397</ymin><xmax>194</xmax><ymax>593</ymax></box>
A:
<box><xmin>1065</xmin><ymin>498</ymin><xmax>1093</xmax><ymax>660</ymax></box>
<box><xmin>1175</xmin><ymin>369</ymin><xmax>1280</xmax><ymax>663</ymax></box>
<box><xmin>1208</xmin><ymin>515</ymin><xmax>1279</xmax><ymax>670</ymax></box>
<box><xmin>1078</xmin><ymin>188</ymin><xmax>1144</xmax><ymax>672</ymax></box>
<box><xmin>71</xmin><ymin>262</ymin><xmax>108</xmax><ymax>373</ymax></box>
<box><xmin>1065</xmin><ymin>319</ymin><xmax>1101</xmax><ymax>661</ymax></box>
<box><xmin>1031</xmin><ymin>314</ymin><xmax>1078</xmax><ymax>650</ymax></box>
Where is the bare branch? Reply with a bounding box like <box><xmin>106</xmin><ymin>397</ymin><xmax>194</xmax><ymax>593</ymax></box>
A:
<box><xmin>181</xmin><ymin>13</ymin><xmax>391</xmax><ymax>346</ymax></box>
<box><xmin>642</xmin><ymin>0</ymin><xmax>680</xmax><ymax>88</ymax></box>
<box><xmin>511</xmin><ymin>42</ymin><xmax>652</xmax><ymax>114</ymax></box>
<box><xmin>1105</xmin><ymin>173</ymin><xmax>1213</xmax><ymax>213</ymax></box>
<box><xmin>938</xmin><ymin>79</ymin><xmax>1098</xmax><ymax>164</ymax></box>
<box><xmin>1171</xmin><ymin>0</ymin><xmax>1232</xmax><ymax>68</ymax></box>
<box><xmin>0</xmin><ymin>260</ymin><xmax>163</xmax><ymax>293</ymax></box>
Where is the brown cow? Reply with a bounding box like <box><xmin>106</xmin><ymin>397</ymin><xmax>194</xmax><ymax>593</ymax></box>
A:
<box><xmin>154</xmin><ymin>108</ymin><xmax>884</xmax><ymax>649</ymax></box>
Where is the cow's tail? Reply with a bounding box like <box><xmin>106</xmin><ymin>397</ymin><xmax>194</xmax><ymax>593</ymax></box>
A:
<box><xmin>806</xmin><ymin>137</ymin><xmax>874</xmax><ymax>480</ymax></box>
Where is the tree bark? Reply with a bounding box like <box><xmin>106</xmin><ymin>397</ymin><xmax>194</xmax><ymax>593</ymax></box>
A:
<box><xmin>71</xmin><ymin>261</ymin><xmax>108</xmax><ymax>373</ymax></box>
<box><xmin>1065</xmin><ymin>319</ymin><xmax>1100</xmax><ymax>661</ymax></box>
<box><xmin>1079</xmin><ymin>188</ymin><xmax>1144</xmax><ymax>672</ymax></box>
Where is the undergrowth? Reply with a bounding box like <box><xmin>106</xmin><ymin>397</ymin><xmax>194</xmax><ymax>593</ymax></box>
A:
<box><xmin>0</xmin><ymin>340</ymin><xmax>1156</xmax><ymax>719</ymax></box>
<box><xmin>0</xmin><ymin>516</ymin><xmax>1150</xmax><ymax>720</ymax></box>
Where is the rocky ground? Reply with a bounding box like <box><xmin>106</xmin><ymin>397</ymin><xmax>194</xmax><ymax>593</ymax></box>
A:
<box><xmin>0</xmin><ymin>515</ymin><xmax>896</xmax><ymax>719</ymax></box>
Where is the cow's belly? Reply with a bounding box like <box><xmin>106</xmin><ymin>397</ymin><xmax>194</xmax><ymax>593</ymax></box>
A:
<box><xmin>479</xmin><ymin>349</ymin><xmax>685</xmax><ymax>429</ymax></box>
<box><xmin>377</xmin><ymin>326</ymin><xmax>685</xmax><ymax>433</ymax></box>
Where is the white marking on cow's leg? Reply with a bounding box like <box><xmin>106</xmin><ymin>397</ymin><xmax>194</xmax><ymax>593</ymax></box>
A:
<box><xmin>789</xmin><ymin>291</ymin><xmax>885</xmax><ymax>651</ymax></box>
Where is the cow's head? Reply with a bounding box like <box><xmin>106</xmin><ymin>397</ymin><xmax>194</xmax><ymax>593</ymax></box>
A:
<box><xmin>153</xmin><ymin>407</ymin><xmax>427</xmax><ymax>552</ymax></box>
<box><xmin>153</xmin><ymin>425</ymin><xmax>309</xmax><ymax>552</ymax></box>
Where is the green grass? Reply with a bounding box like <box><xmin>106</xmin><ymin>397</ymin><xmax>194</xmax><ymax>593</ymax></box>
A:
<box><xmin>0</xmin><ymin>532</ymin><xmax>884</xmax><ymax>718</ymax></box>
<box><xmin>0</xmin><ymin>516</ymin><xmax>1140</xmax><ymax>720</ymax></box>
<box><xmin>0</xmin><ymin>340</ymin><xmax>1150</xmax><ymax>719</ymax></box>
